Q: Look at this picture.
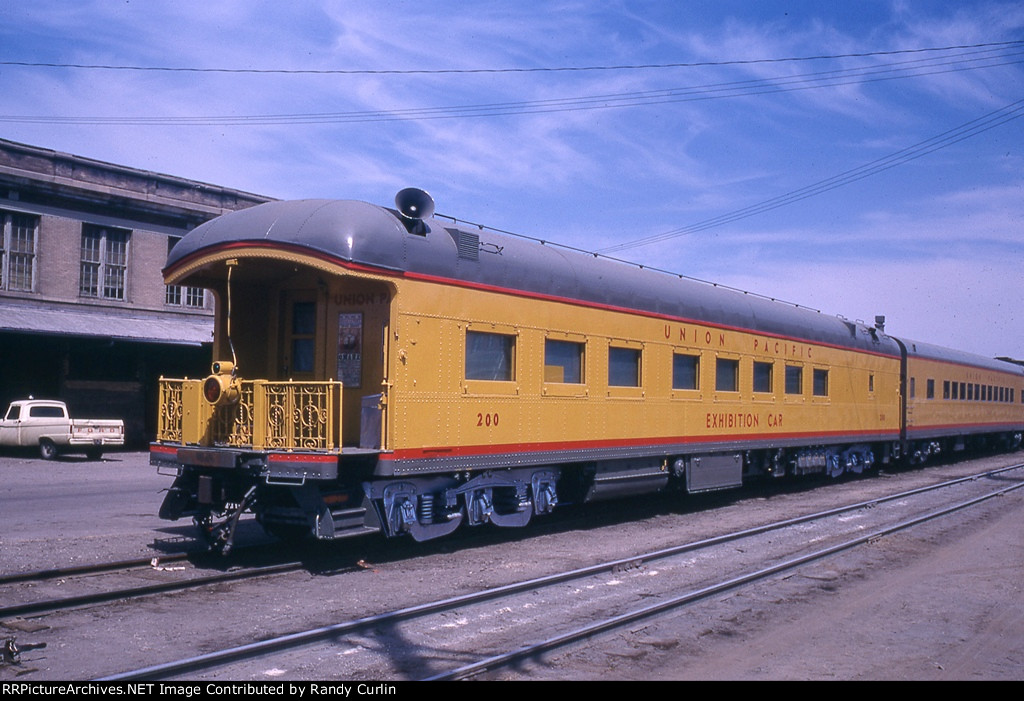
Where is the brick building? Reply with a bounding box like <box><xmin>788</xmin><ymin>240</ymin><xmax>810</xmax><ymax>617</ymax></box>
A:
<box><xmin>0</xmin><ymin>138</ymin><xmax>271</xmax><ymax>445</ymax></box>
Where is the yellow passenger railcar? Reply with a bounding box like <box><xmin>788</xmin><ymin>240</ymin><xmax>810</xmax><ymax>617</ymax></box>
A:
<box><xmin>900</xmin><ymin>339</ymin><xmax>1024</xmax><ymax>461</ymax></box>
<box><xmin>150</xmin><ymin>192</ymin><xmax>1022</xmax><ymax>549</ymax></box>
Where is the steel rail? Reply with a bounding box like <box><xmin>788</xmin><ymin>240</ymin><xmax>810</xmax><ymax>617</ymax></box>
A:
<box><xmin>0</xmin><ymin>561</ymin><xmax>310</xmax><ymax>619</ymax></box>
<box><xmin>428</xmin><ymin>478</ymin><xmax>1024</xmax><ymax>680</ymax></box>
<box><xmin>0</xmin><ymin>553</ymin><xmax>190</xmax><ymax>586</ymax></box>
<box><xmin>96</xmin><ymin>460</ymin><xmax>1023</xmax><ymax>681</ymax></box>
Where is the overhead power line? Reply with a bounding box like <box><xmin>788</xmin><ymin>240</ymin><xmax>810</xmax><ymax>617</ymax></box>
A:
<box><xmin>1</xmin><ymin>45</ymin><xmax>1020</xmax><ymax>126</ymax></box>
<box><xmin>2</xmin><ymin>40</ymin><xmax>1021</xmax><ymax>75</ymax></box>
<box><xmin>597</xmin><ymin>98</ymin><xmax>1024</xmax><ymax>254</ymax></box>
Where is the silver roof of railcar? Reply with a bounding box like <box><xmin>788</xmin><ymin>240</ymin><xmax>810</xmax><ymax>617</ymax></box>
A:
<box><xmin>900</xmin><ymin>337</ymin><xmax>1024</xmax><ymax>376</ymax></box>
<box><xmin>169</xmin><ymin>198</ymin><xmax>900</xmax><ymax>355</ymax></box>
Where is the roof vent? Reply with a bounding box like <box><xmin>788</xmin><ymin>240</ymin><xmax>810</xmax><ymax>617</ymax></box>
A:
<box><xmin>447</xmin><ymin>228</ymin><xmax>479</xmax><ymax>261</ymax></box>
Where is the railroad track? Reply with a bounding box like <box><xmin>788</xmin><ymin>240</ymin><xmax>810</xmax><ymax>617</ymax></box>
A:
<box><xmin>0</xmin><ymin>544</ymin><xmax>368</xmax><ymax>620</ymax></box>
<box><xmin>95</xmin><ymin>461</ymin><xmax>1024</xmax><ymax>681</ymax></box>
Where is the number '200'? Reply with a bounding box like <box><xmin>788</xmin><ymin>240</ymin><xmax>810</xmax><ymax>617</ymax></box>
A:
<box><xmin>477</xmin><ymin>413</ymin><xmax>499</xmax><ymax>427</ymax></box>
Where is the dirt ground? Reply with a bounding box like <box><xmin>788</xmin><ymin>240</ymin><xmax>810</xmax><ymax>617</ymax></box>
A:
<box><xmin>495</xmin><ymin>476</ymin><xmax>1024</xmax><ymax>680</ymax></box>
<box><xmin>2</xmin><ymin>451</ymin><xmax>1022</xmax><ymax>680</ymax></box>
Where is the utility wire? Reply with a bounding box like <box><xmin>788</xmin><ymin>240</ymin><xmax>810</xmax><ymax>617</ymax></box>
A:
<box><xmin>1</xmin><ymin>45</ymin><xmax>1020</xmax><ymax>126</ymax></box>
<box><xmin>2</xmin><ymin>40</ymin><xmax>1021</xmax><ymax>75</ymax></box>
<box><xmin>598</xmin><ymin>97</ymin><xmax>1024</xmax><ymax>253</ymax></box>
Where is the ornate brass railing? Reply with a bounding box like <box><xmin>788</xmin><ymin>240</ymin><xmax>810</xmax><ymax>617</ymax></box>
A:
<box><xmin>157</xmin><ymin>378</ymin><xmax>342</xmax><ymax>451</ymax></box>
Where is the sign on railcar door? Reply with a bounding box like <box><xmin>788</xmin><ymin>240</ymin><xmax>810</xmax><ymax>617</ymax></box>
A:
<box><xmin>329</xmin><ymin>280</ymin><xmax>393</xmax><ymax>449</ymax></box>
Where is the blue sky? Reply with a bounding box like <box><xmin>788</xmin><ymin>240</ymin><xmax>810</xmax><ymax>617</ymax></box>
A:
<box><xmin>2</xmin><ymin>1</ymin><xmax>1021</xmax><ymax>357</ymax></box>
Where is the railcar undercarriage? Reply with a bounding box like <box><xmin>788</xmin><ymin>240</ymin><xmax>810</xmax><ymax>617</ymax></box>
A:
<box><xmin>148</xmin><ymin>433</ymin><xmax>1024</xmax><ymax>553</ymax></box>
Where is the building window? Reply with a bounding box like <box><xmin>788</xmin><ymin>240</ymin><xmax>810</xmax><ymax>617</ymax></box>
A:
<box><xmin>164</xmin><ymin>237</ymin><xmax>206</xmax><ymax>307</ymax></box>
<box><xmin>0</xmin><ymin>211</ymin><xmax>38</xmax><ymax>292</ymax></box>
<box><xmin>466</xmin><ymin>330</ymin><xmax>515</xmax><ymax>381</ymax></box>
<box><xmin>753</xmin><ymin>361</ymin><xmax>773</xmax><ymax>393</ymax></box>
<box><xmin>785</xmin><ymin>365</ymin><xmax>803</xmax><ymax>395</ymax></box>
<box><xmin>608</xmin><ymin>346</ymin><xmax>641</xmax><ymax>387</ymax></box>
<box><xmin>715</xmin><ymin>358</ymin><xmax>739</xmax><ymax>392</ymax></box>
<box><xmin>544</xmin><ymin>339</ymin><xmax>584</xmax><ymax>383</ymax></box>
<box><xmin>80</xmin><ymin>224</ymin><xmax>130</xmax><ymax>300</ymax></box>
<box><xmin>813</xmin><ymin>368</ymin><xmax>829</xmax><ymax>397</ymax></box>
<box><xmin>672</xmin><ymin>353</ymin><xmax>699</xmax><ymax>390</ymax></box>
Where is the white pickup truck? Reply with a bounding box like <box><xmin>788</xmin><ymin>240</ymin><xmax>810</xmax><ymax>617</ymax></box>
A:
<box><xmin>0</xmin><ymin>399</ymin><xmax>124</xmax><ymax>460</ymax></box>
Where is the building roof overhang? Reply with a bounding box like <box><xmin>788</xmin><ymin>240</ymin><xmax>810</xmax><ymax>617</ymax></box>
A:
<box><xmin>0</xmin><ymin>300</ymin><xmax>213</xmax><ymax>346</ymax></box>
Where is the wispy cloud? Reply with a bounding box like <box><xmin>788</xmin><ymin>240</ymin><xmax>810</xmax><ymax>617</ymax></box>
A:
<box><xmin>1</xmin><ymin>1</ymin><xmax>1021</xmax><ymax>355</ymax></box>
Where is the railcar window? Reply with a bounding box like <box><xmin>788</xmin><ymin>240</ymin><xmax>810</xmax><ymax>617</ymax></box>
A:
<box><xmin>869</xmin><ymin>374</ymin><xmax>875</xmax><ymax>393</ymax></box>
<box><xmin>926</xmin><ymin>379</ymin><xmax>935</xmax><ymax>399</ymax></box>
<box><xmin>944</xmin><ymin>380</ymin><xmax>951</xmax><ymax>399</ymax></box>
<box><xmin>813</xmin><ymin>369</ymin><xmax>829</xmax><ymax>397</ymax></box>
<box><xmin>608</xmin><ymin>347</ymin><xmax>641</xmax><ymax>387</ymax></box>
<box><xmin>672</xmin><ymin>353</ymin><xmax>699</xmax><ymax>390</ymax></box>
<box><xmin>466</xmin><ymin>331</ymin><xmax>516</xmax><ymax>381</ymax></box>
<box><xmin>715</xmin><ymin>358</ymin><xmax>739</xmax><ymax>392</ymax></box>
<box><xmin>960</xmin><ymin>382</ymin><xmax>966</xmax><ymax>400</ymax></box>
<box><xmin>752</xmin><ymin>361</ymin><xmax>773</xmax><ymax>393</ymax></box>
<box><xmin>544</xmin><ymin>339</ymin><xmax>584</xmax><ymax>384</ymax></box>
<box><xmin>785</xmin><ymin>365</ymin><xmax>802</xmax><ymax>395</ymax></box>
<box><xmin>290</xmin><ymin>302</ymin><xmax>317</xmax><ymax>373</ymax></box>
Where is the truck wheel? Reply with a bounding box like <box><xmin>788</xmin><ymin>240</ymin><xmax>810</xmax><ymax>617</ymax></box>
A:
<box><xmin>39</xmin><ymin>439</ymin><xmax>58</xmax><ymax>461</ymax></box>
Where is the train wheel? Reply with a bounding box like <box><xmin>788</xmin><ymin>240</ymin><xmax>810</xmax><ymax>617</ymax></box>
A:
<box><xmin>826</xmin><ymin>452</ymin><xmax>844</xmax><ymax>479</ymax></box>
<box><xmin>193</xmin><ymin>514</ymin><xmax>216</xmax><ymax>546</ymax></box>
